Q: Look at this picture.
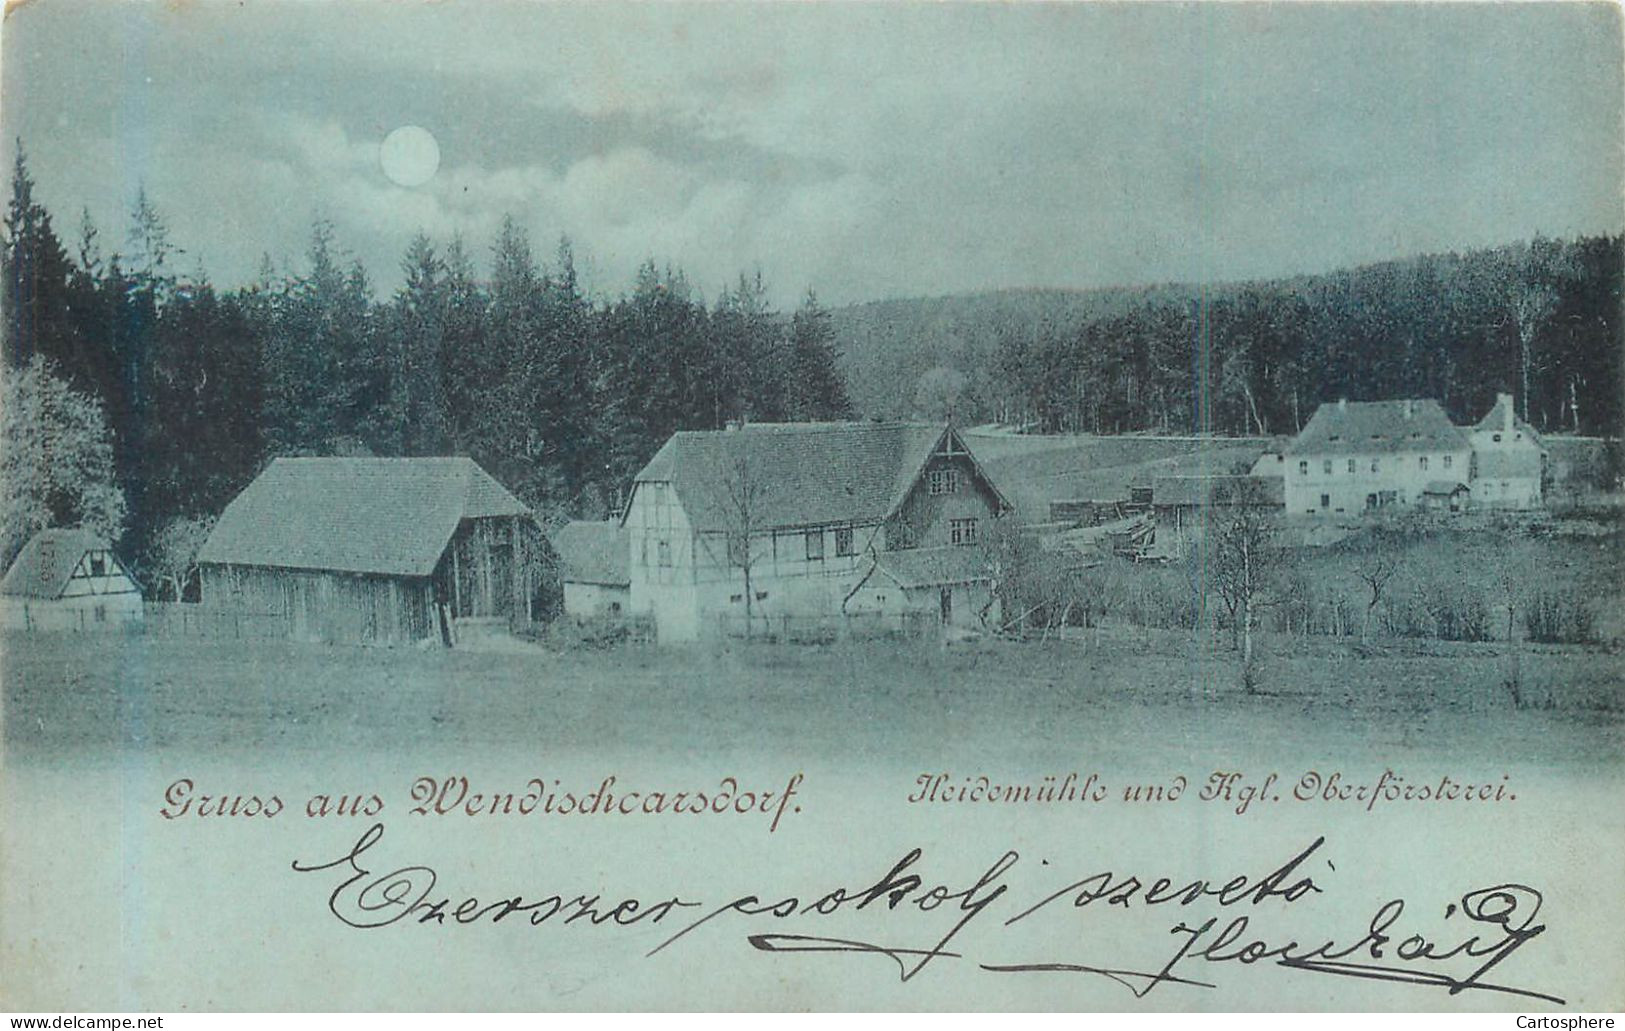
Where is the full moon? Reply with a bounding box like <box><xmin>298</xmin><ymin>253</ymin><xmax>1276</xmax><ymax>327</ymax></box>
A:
<box><xmin>379</xmin><ymin>126</ymin><xmax>441</xmax><ymax>188</ymax></box>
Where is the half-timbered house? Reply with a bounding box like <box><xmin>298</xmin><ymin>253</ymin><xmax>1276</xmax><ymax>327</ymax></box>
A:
<box><xmin>0</xmin><ymin>529</ymin><xmax>144</xmax><ymax>631</ymax></box>
<box><xmin>622</xmin><ymin>421</ymin><xmax>1012</xmax><ymax>641</ymax></box>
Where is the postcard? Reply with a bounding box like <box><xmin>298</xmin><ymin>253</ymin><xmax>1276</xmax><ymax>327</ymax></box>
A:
<box><xmin>1</xmin><ymin>0</ymin><xmax>1621</xmax><ymax>1013</ymax></box>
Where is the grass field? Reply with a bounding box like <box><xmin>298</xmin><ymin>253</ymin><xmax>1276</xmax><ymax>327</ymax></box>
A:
<box><xmin>4</xmin><ymin>628</ymin><xmax>1619</xmax><ymax>768</ymax></box>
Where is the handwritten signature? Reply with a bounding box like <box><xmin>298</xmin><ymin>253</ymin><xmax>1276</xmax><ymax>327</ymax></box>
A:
<box><xmin>292</xmin><ymin>823</ymin><xmax>1561</xmax><ymax>1005</ymax></box>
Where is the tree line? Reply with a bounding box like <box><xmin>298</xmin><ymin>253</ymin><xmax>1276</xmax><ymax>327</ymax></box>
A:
<box><xmin>837</xmin><ymin>235</ymin><xmax>1622</xmax><ymax>439</ymax></box>
<box><xmin>0</xmin><ymin>147</ymin><xmax>851</xmax><ymax>585</ymax></box>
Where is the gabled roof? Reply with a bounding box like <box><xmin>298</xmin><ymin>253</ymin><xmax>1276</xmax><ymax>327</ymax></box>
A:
<box><xmin>551</xmin><ymin>520</ymin><xmax>629</xmax><ymax>587</ymax></box>
<box><xmin>1286</xmin><ymin>399</ymin><xmax>1466</xmax><ymax>456</ymax></box>
<box><xmin>874</xmin><ymin>545</ymin><xmax>990</xmax><ymax>588</ymax></box>
<box><xmin>2</xmin><ymin>528</ymin><xmax>131</xmax><ymax>599</ymax></box>
<box><xmin>198</xmin><ymin>457</ymin><xmax>530</xmax><ymax>577</ymax></box>
<box><xmin>1471</xmin><ymin>395</ymin><xmax>1545</xmax><ymax>448</ymax></box>
<box><xmin>629</xmin><ymin>422</ymin><xmax>1009</xmax><ymax>533</ymax></box>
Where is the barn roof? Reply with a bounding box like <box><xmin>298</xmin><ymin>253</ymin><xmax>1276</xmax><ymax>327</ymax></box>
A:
<box><xmin>198</xmin><ymin>457</ymin><xmax>530</xmax><ymax>577</ymax></box>
<box><xmin>1286</xmin><ymin>400</ymin><xmax>1466</xmax><ymax>456</ymax></box>
<box><xmin>1</xmin><ymin>528</ymin><xmax>128</xmax><ymax>599</ymax></box>
<box><xmin>551</xmin><ymin>520</ymin><xmax>629</xmax><ymax>586</ymax></box>
<box><xmin>630</xmin><ymin>422</ymin><xmax>1009</xmax><ymax>532</ymax></box>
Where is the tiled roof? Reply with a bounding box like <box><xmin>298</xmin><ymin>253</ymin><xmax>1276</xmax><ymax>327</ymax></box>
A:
<box><xmin>875</xmin><ymin>545</ymin><xmax>990</xmax><ymax>588</ymax></box>
<box><xmin>198</xmin><ymin>457</ymin><xmax>530</xmax><ymax>577</ymax></box>
<box><xmin>631</xmin><ymin>422</ymin><xmax>1006</xmax><ymax>532</ymax></box>
<box><xmin>1286</xmin><ymin>400</ymin><xmax>1466</xmax><ymax>456</ymax></box>
<box><xmin>552</xmin><ymin>520</ymin><xmax>629</xmax><ymax>586</ymax></box>
<box><xmin>1</xmin><ymin>528</ymin><xmax>128</xmax><ymax>599</ymax></box>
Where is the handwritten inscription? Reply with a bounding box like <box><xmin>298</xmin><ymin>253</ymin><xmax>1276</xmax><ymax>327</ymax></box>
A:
<box><xmin>291</xmin><ymin>823</ymin><xmax>1561</xmax><ymax>1005</ymax></box>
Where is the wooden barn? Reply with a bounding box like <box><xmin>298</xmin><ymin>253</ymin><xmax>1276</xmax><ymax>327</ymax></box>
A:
<box><xmin>197</xmin><ymin>457</ymin><xmax>536</xmax><ymax>646</ymax></box>
<box><xmin>1</xmin><ymin>528</ymin><xmax>145</xmax><ymax>631</ymax></box>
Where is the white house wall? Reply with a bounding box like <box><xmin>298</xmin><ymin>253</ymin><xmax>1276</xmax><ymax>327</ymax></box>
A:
<box><xmin>1284</xmin><ymin>447</ymin><xmax>1471</xmax><ymax>516</ymax></box>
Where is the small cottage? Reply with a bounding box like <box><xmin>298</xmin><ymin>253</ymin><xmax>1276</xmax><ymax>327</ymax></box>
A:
<box><xmin>0</xmin><ymin>528</ymin><xmax>144</xmax><ymax>631</ymax></box>
<box><xmin>552</xmin><ymin>520</ymin><xmax>631</xmax><ymax>619</ymax></box>
<box><xmin>198</xmin><ymin>457</ymin><xmax>536</xmax><ymax>646</ymax></box>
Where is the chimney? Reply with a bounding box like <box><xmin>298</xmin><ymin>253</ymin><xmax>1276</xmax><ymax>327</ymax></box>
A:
<box><xmin>1498</xmin><ymin>392</ymin><xmax>1513</xmax><ymax>431</ymax></box>
<box><xmin>1403</xmin><ymin>400</ymin><xmax>1413</xmax><ymax>419</ymax></box>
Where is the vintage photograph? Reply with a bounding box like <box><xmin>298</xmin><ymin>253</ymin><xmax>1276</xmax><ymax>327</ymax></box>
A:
<box><xmin>1</xmin><ymin>1</ymin><xmax>1621</xmax><ymax>1013</ymax></box>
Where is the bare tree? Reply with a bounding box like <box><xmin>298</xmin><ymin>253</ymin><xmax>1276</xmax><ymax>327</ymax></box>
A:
<box><xmin>1353</xmin><ymin>534</ymin><xmax>1398</xmax><ymax>647</ymax></box>
<box><xmin>714</xmin><ymin>441</ymin><xmax>767</xmax><ymax>638</ymax></box>
<box><xmin>1207</xmin><ymin>480</ymin><xmax>1283</xmax><ymax>693</ymax></box>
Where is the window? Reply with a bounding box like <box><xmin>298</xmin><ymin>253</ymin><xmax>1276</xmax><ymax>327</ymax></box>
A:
<box><xmin>834</xmin><ymin>527</ymin><xmax>854</xmax><ymax>556</ymax></box>
<box><xmin>1323</xmin><ymin>460</ymin><xmax>1332</xmax><ymax>475</ymax></box>
<box><xmin>657</xmin><ymin>540</ymin><xmax>672</xmax><ymax>567</ymax></box>
<box><xmin>1347</xmin><ymin>459</ymin><xmax>1356</xmax><ymax>473</ymax></box>
<box><xmin>730</xmin><ymin>594</ymin><xmax>744</xmax><ymax>604</ymax></box>
<box><xmin>1443</xmin><ymin>454</ymin><xmax>1453</xmax><ymax>469</ymax></box>
<box><xmin>1320</xmin><ymin>494</ymin><xmax>1330</xmax><ymax>509</ymax></box>
<box><xmin>805</xmin><ymin>530</ymin><xmax>824</xmax><ymax>560</ymax></box>
<box><xmin>89</xmin><ymin>554</ymin><xmax>106</xmax><ymax>577</ymax></box>
<box><xmin>1419</xmin><ymin>456</ymin><xmax>1429</xmax><ymax>471</ymax></box>
<box><xmin>94</xmin><ymin>605</ymin><xmax>106</xmax><ymax>623</ymax></box>
<box><xmin>1370</xmin><ymin>459</ymin><xmax>1380</xmax><ymax>473</ymax></box>
<box><xmin>950</xmin><ymin>518</ymin><xmax>979</xmax><ymax>546</ymax></box>
<box><xmin>929</xmin><ymin>469</ymin><xmax>960</xmax><ymax>495</ymax></box>
<box><xmin>1492</xmin><ymin>433</ymin><xmax>1503</xmax><ymax>443</ymax></box>
<box><xmin>755</xmin><ymin>591</ymin><xmax>768</xmax><ymax>602</ymax></box>
<box><xmin>1298</xmin><ymin>461</ymin><xmax>1309</xmax><ymax>475</ymax></box>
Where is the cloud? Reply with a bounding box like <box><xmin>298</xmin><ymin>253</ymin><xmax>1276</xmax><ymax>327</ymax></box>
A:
<box><xmin>3</xmin><ymin>2</ymin><xmax>1619</xmax><ymax>306</ymax></box>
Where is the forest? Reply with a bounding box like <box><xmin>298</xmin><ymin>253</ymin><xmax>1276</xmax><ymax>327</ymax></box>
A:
<box><xmin>2</xmin><ymin>143</ymin><xmax>1621</xmax><ymax>597</ymax></box>
<box><xmin>0</xmin><ymin>149</ymin><xmax>851</xmax><ymax>586</ymax></box>
<box><xmin>835</xmin><ymin>235</ymin><xmax>1622</xmax><ymax>440</ymax></box>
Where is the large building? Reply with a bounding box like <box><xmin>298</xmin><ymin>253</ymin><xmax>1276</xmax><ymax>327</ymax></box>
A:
<box><xmin>0</xmin><ymin>528</ymin><xmax>144</xmax><ymax>632</ymax></box>
<box><xmin>1282</xmin><ymin>399</ymin><xmax>1471</xmax><ymax>516</ymax></box>
<box><xmin>1280</xmin><ymin>394</ymin><xmax>1549</xmax><ymax>517</ymax></box>
<box><xmin>622</xmin><ymin>421</ymin><xmax>1012</xmax><ymax>642</ymax></box>
<box><xmin>198</xmin><ymin>457</ymin><xmax>536</xmax><ymax>646</ymax></box>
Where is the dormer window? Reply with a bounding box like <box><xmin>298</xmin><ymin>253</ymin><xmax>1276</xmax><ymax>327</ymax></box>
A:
<box><xmin>89</xmin><ymin>554</ymin><xmax>106</xmax><ymax>577</ymax></box>
<box><xmin>1493</xmin><ymin>433</ymin><xmax>1503</xmax><ymax>443</ymax></box>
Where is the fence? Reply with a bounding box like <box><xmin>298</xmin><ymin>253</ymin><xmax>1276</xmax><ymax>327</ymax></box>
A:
<box><xmin>712</xmin><ymin>610</ymin><xmax>936</xmax><ymax>643</ymax></box>
<box><xmin>142</xmin><ymin>602</ymin><xmax>290</xmax><ymax>641</ymax></box>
